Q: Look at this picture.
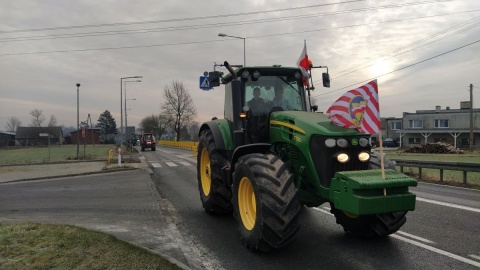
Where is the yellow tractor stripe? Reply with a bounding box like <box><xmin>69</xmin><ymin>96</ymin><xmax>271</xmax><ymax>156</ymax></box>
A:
<box><xmin>270</xmin><ymin>120</ymin><xmax>305</xmax><ymax>134</ymax></box>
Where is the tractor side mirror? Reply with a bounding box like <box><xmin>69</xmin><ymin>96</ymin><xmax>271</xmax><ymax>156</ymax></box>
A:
<box><xmin>322</xmin><ymin>72</ymin><xmax>330</xmax><ymax>88</ymax></box>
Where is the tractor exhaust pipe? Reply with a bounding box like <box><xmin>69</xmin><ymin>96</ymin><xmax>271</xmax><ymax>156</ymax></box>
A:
<box><xmin>224</xmin><ymin>61</ymin><xmax>238</xmax><ymax>80</ymax></box>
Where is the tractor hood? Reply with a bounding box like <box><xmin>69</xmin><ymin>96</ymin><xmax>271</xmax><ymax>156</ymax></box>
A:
<box><xmin>269</xmin><ymin>111</ymin><xmax>363</xmax><ymax>137</ymax></box>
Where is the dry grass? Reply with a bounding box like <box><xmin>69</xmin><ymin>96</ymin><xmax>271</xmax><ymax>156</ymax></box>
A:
<box><xmin>0</xmin><ymin>222</ymin><xmax>181</xmax><ymax>270</ymax></box>
<box><xmin>385</xmin><ymin>150</ymin><xmax>480</xmax><ymax>188</ymax></box>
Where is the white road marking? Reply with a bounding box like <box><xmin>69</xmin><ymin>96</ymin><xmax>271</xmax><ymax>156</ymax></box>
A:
<box><xmin>165</xmin><ymin>162</ymin><xmax>178</xmax><ymax>167</ymax></box>
<box><xmin>417</xmin><ymin>197</ymin><xmax>480</xmax><ymax>213</ymax></box>
<box><xmin>390</xmin><ymin>234</ymin><xmax>480</xmax><ymax>268</ymax></box>
<box><xmin>396</xmin><ymin>231</ymin><xmax>435</xmax><ymax>244</ymax></box>
<box><xmin>313</xmin><ymin>207</ymin><xmax>478</xmax><ymax>267</ymax></box>
<box><xmin>469</xmin><ymin>254</ymin><xmax>480</xmax><ymax>261</ymax></box>
<box><xmin>139</xmin><ymin>156</ymin><xmax>145</xmax><ymax>160</ymax></box>
<box><xmin>179</xmin><ymin>161</ymin><xmax>192</xmax><ymax>166</ymax></box>
<box><xmin>150</xmin><ymin>162</ymin><xmax>162</xmax><ymax>168</ymax></box>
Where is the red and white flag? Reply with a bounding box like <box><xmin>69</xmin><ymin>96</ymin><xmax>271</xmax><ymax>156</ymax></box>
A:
<box><xmin>297</xmin><ymin>40</ymin><xmax>309</xmax><ymax>86</ymax></box>
<box><xmin>326</xmin><ymin>80</ymin><xmax>381</xmax><ymax>134</ymax></box>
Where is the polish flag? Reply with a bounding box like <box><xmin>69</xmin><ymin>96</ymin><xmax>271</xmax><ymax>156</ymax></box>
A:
<box><xmin>297</xmin><ymin>40</ymin><xmax>310</xmax><ymax>85</ymax></box>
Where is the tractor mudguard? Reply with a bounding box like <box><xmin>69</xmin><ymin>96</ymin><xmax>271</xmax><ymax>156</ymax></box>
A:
<box><xmin>329</xmin><ymin>169</ymin><xmax>417</xmax><ymax>215</ymax></box>
<box><xmin>199</xmin><ymin>119</ymin><xmax>234</xmax><ymax>151</ymax></box>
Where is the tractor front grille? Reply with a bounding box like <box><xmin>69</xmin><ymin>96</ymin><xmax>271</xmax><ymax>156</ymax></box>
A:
<box><xmin>309</xmin><ymin>135</ymin><xmax>371</xmax><ymax>187</ymax></box>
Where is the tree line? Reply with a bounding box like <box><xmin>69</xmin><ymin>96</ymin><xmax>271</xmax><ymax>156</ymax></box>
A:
<box><xmin>4</xmin><ymin>80</ymin><xmax>198</xmax><ymax>142</ymax></box>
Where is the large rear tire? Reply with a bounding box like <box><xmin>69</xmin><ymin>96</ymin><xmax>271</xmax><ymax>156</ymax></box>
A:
<box><xmin>197</xmin><ymin>129</ymin><xmax>232</xmax><ymax>214</ymax></box>
<box><xmin>330</xmin><ymin>152</ymin><xmax>407</xmax><ymax>237</ymax></box>
<box><xmin>232</xmin><ymin>154</ymin><xmax>301</xmax><ymax>251</ymax></box>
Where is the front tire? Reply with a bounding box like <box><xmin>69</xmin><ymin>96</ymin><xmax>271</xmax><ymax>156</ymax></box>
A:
<box><xmin>330</xmin><ymin>152</ymin><xmax>406</xmax><ymax>237</ymax></box>
<box><xmin>232</xmin><ymin>154</ymin><xmax>301</xmax><ymax>252</ymax></box>
<box><xmin>197</xmin><ymin>129</ymin><xmax>232</xmax><ymax>214</ymax></box>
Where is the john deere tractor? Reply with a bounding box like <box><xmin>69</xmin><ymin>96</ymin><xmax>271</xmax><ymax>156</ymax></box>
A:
<box><xmin>197</xmin><ymin>61</ymin><xmax>417</xmax><ymax>252</ymax></box>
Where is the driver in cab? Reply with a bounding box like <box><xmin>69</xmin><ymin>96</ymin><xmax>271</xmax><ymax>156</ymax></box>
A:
<box><xmin>247</xmin><ymin>87</ymin><xmax>268</xmax><ymax>115</ymax></box>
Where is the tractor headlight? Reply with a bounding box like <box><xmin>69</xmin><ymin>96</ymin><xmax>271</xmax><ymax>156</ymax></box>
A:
<box><xmin>253</xmin><ymin>70</ymin><xmax>261</xmax><ymax>79</ymax></box>
<box><xmin>241</xmin><ymin>70</ymin><xmax>250</xmax><ymax>79</ymax></box>
<box><xmin>294</xmin><ymin>71</ymin><xmax>302</xmax><ymax>79</ymax></box>
<box><xmin>325</xmin><ymin>138</ymin><xmax>336</xmax><ymax>148</ymax></box>
<box><xmin>358</xmin><ymin>152</ymin><xmax>370</xmax><ymax>162</ymax></box>
<box><xmin>337</xmin><ymin>138</ymin><xmax>349</xmax><ymax>148</ymax></box>
<box><xmin>359</xmin><ymin>137</ymin><xmax>369</xmax><ymax>147</ymax></box>
<box><xmin>243</xmin><ymin>105</ymin><xmax>250</xmax><ymax>112</ymax></box>
<box><xmin>337</xmin><ymin>153</ymin><xmax>349</xmax><ymax>163</ymax></box>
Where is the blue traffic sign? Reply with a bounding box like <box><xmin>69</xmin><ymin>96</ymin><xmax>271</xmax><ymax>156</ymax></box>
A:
<box><xmin>199</xmin><ymin>76</ymin><xmax>212</xmax><ymax>90</ymax></box>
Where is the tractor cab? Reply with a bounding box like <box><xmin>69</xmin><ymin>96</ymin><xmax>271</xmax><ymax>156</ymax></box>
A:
<box><xmin>219</xmin><ymin>65</ymin><xmax>309</xmax><ymax>145</ymax></box>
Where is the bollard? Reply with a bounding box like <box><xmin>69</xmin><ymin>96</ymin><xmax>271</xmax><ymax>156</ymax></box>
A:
<box><xmin>118</xmin><ymin>147</ymin><xmax>122</xmax><ymax>166</ymax></box>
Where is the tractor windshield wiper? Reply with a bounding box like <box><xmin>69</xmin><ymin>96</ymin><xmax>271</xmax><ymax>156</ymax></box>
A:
<box><xmin>278</xmin><ymin>76</ymin><xmax>301</xmax><ymax>95</ymax></box>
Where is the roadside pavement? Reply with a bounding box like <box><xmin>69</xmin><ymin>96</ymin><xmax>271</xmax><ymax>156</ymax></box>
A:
<box><xmin>0</xmin><ymin>155</ymin><xmax>205</xmax><ymax>270</ymax></box>
<box><xmin>0</xmin><ymin>156</ymin><xmax>145</xmax><ymax>184</ymax></box>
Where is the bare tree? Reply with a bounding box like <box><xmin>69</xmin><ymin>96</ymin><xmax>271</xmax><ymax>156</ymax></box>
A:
<box><xmin>139</xmin><ymin>114</ymin><xmax>173</xmax><ymax>138</ymax></box>
<box><xmin>30</xmin><ymin>109</ymin><xmax>46</xmax><ymax>127</ymax></box>
<box><xmin>161</xmin><ymin>81</ymin><xmax>197</xmax><ymax>141</ymax></box>
<box><xmin>48</xmin><ymin>115</ymin><xmax>57</xmax><ymax>127</ymax></box>
<box><xmin>5</xmin><ymin>116</ymin><xmax>22</xmax><ymax>132</ymax></box>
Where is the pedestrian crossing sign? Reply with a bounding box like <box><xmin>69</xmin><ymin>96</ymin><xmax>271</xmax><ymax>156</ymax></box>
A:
<box><xmin>199</xmin><ymin>76</ymin><xmax>212</xmax><ymax>90</ymax></box>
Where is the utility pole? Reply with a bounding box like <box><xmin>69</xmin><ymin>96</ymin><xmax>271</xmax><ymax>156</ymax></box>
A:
<box><xmin>470</xmin><ymin>83</ymin><xmax>474</xmax><ymax>151</ymax></box>
<box><xmin>76</xmin><ymin>83</ymin><xmax>80</xmax><ymax>159</ymax></box>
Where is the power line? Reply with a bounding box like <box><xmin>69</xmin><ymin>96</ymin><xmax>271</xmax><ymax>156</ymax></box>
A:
<box><xmin>0</xmin><ymin>0</ymin><xmax>366</xmax><ymax>34</ymax></box>
<box><xmin>311</xmin><ymin>38</ymin><xmax>480</xmax><ymax>98</ymax></box>
<box><xmin>2</xmin><ymin>10</ymin><xmax>477</xmax><ymax>56</ymax></box>
<box><xmin>325</xmin><ymin>16</ymin><xmax>480</xmax><ymax>81</ymax></box>
<box><xmin>4</xmin><ymin>11</ymin><xmax>477</xmax><ymax>44</ymax></box>
<box><xmin>0</xmin><ymin>39</ymin><xmax>225</xmax><ymax>56</ymax></box>
<box><xmin>0</xmin><ymin>0</ymin><xmax>454</xmax><ymax>42</ymax></box>
<box><xmin>0</xmin><ymin>0</ymin><xmax>458</xmax><ymax>42</ymax></box>
<box><xmin>246</xmin><ymin>10</ymin><xmax>480</xmax><ymax>39</ymax></box>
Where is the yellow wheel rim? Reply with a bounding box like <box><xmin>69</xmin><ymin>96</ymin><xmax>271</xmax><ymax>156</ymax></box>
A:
<box><xmin>200</xmin><ymin>148</ymin><xmax>211</xmax><ymax>196</ymax></box>
<box><xmin>238</xmin><ymin>177</ymin><xmax>256</xmax><ymax>230</ymax></box>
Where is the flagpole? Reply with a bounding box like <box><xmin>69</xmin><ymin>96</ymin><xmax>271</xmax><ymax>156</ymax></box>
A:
<box><xmin>378</xmin><ymin>134</ymin><xmax>387</xmax><ymax>196</ymax></box>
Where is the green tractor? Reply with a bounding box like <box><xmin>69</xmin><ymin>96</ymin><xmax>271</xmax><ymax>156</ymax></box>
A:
<box><xmin>197</xmin><ymin>61</ymin><xmax>417</xmax><ymax>252</ymax></box>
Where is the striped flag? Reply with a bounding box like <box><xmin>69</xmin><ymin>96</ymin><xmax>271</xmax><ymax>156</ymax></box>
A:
<box><xmin>326</xmin><ymin>80</ymin><xmax>381</xmax><ymax>134</ymax></box>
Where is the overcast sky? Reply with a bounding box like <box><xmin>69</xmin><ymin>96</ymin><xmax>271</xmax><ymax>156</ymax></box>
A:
<box><xmin>1</xmin><ymin>0</ymin><xmax>479</xmax><ymax>131</ymax></box>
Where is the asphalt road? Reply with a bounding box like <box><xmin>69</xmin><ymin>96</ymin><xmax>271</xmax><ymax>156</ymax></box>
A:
<box><xmin>142</xmin><ymin>147</ymin><xmax>480</xmax><ymax>270</ymax></box>
<box><xmin>1</xmin><ymin>147</ymin><xmax>478</xmax><ymax>270</ymax></box>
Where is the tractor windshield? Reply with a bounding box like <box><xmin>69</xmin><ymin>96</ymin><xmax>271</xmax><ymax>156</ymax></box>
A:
<box><xmin>244</xmin><ymin>75</ymin><xmax>306</xmax><ymax>114</ymax></box>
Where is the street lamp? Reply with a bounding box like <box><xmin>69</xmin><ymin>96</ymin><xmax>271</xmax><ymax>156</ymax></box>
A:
<box><xmin>76</xmin><ymin>83</ymin><xmax>80</xmax><ymax>158</ymax></box>
<box><xmin>124</xmin><ymin>80</ymin><xmax>140</xmax><ymax>138</ymax></box>
<box><xmin>218</xmin><ymin>33</ymin><xmax>246</xmax><ymax>67</ymax></box>
<box><xmin>120</xmin><ymin>76</ymin><xmax>142</xmax><ymax>145</ymax></box>
<box><xmin>125</xmin><ymin>99</ymin><xmax>136</xmax><ymax>130</ymax></box>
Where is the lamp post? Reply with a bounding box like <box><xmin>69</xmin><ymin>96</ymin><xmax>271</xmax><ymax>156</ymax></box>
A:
<box><xmin>120</xmin><ymin>76</ymin><xmax>142</xmax><ymax>145</ymax></box>
<box><xmin>125</xmin><ymin>99</ymin><xmax>136</xmax><ymax>129</ymax></box>
<box><xmin>76</xmin><ymin>83</ymin><xmax>80</xmax><ymax>158</ymax></box>
<box><xmin>218</xmin><ymin>33</ymin><xmax>246</xmax><ymax>67</ymax></box>
<box><xmin>124</xmin><ymin>80</ymin><xmax>140</xmax><ymax>136</ymax></box>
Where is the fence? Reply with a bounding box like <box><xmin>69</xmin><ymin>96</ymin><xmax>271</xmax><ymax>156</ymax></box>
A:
<box><xmin>393</xmin><ymin>159</ymin><xmax>480</xmax><ymax>184</ymax></box>
<box><xmin>158</xmin><ymin>140</ymin><xmax>198</xmax><ymax>156</ymax></box>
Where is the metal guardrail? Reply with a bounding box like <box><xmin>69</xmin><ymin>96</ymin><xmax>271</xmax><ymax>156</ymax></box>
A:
<box><xmin>158</xmin><ymin>140</ymin><xmax>198</xmax><ymax>157</ymax></box>
<box><xmin>393</xmin><ymin>159</ymin><xmax>480</xmax><ymax>184</ymax></box>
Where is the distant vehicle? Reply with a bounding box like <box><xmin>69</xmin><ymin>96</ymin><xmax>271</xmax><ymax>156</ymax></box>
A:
<box><xmin>130</xmin><ymin>134</ymin><xmax>140</xmax><ymax>146</ymax></box>
<box><xmin>383</xmin><ymin>138</ymin><xmax>399</xmax><ymax>147</ymax></box>
<box><xmin>140</xmin><ymin>132</ymin><xmax>156</xmax><ymax>151</ymax></box>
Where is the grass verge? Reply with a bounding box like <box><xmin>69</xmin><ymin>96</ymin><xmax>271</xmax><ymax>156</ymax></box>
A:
<box><xmin>385</xmin><ymin>150</ymin><xmax>480</xmax><ymax>188</ymax></box>
<box><xmin>0</xmin><ymin>145</ymin><xmax>138</xmax><ymax>165</ymax></box>
<box><xmin>0</xmin><ymin>222</ymin><xmax>182</xmax><ymax>270</ymax></box>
